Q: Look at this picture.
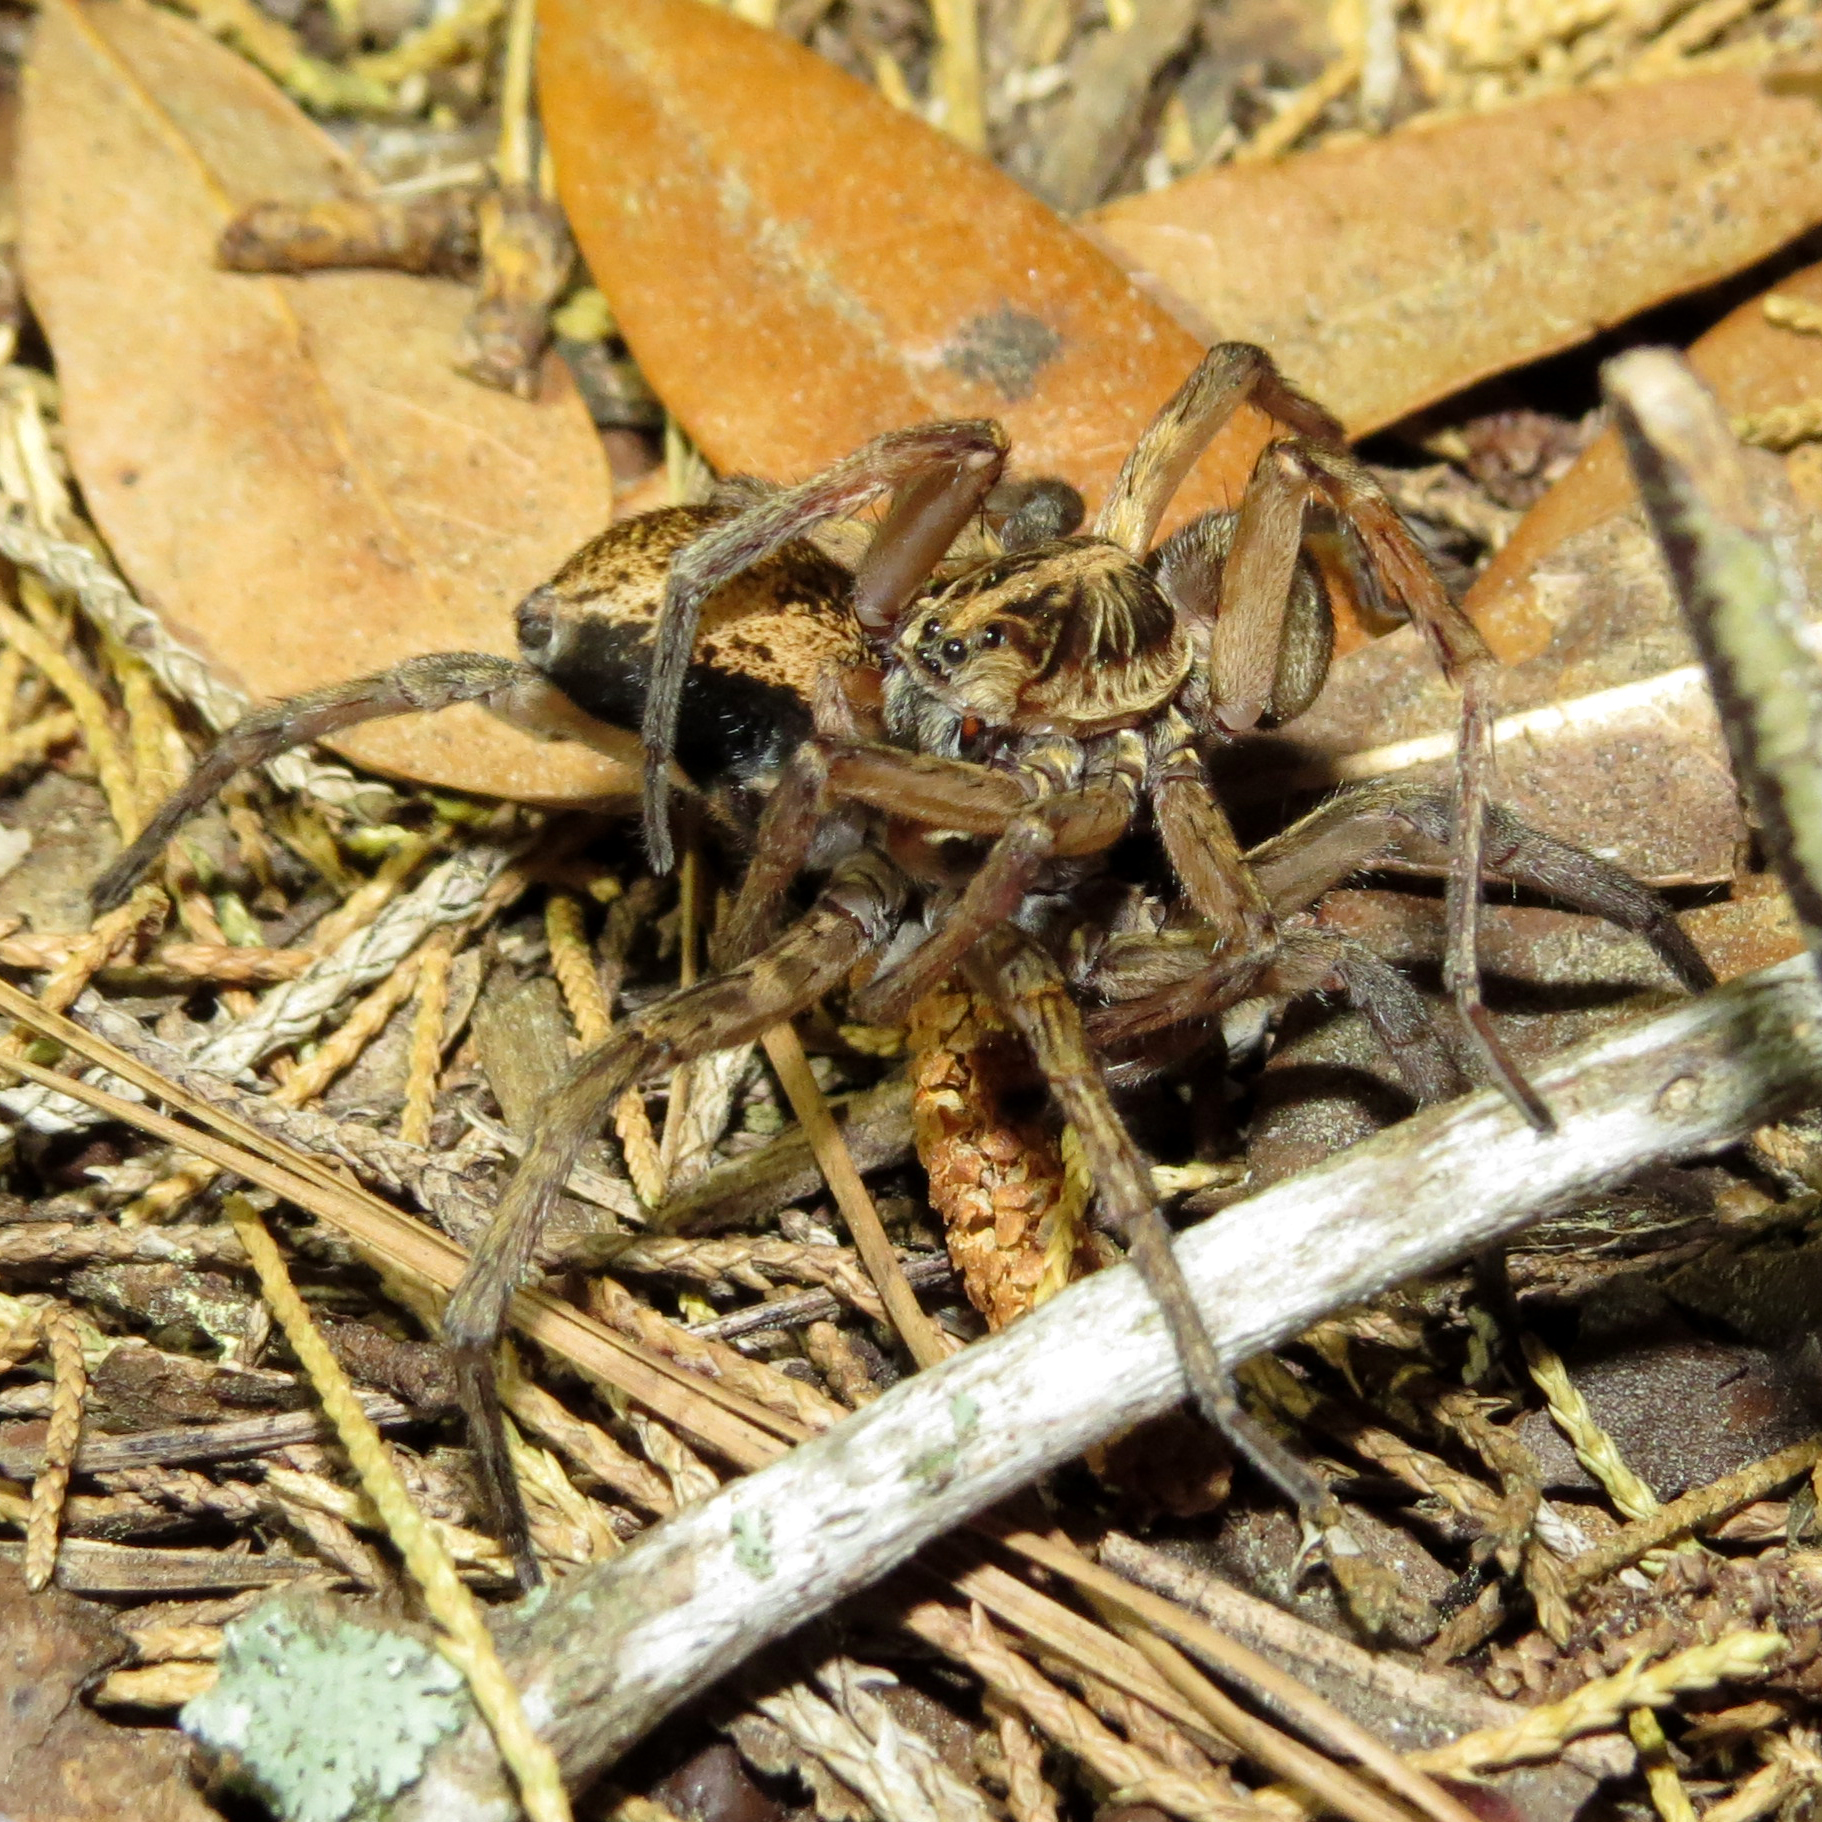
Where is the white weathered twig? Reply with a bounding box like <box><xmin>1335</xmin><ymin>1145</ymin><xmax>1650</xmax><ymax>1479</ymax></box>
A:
<box><xmin>190</xmin><ymin>843</ymin><xmax>520</xmax><ymax>1081</ymax></box>
<box><xmin>184</xmin><ymin>956</ymin><xmax>1822</xmax><ymax>1818</ymax></box>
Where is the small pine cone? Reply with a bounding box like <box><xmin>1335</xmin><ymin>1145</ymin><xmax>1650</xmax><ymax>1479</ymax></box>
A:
<box><xmin>908</xmin><ymin>985</ymin><xmax>1100</xmax><ymax>1330</ymax></box>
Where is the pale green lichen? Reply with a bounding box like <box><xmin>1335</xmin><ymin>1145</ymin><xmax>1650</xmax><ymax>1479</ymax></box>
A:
<box><xmin>906</xmin><ymin>1392</ymin><xmax>983</xmax><ymax>1492</ymax></box>
<box><xmin>732</xmin><ymin>1508</ymin><xmax>775</xmax><ymax>1580</ymax></box>
<box><xmin>183</xmin><ymin>1594</ymin><xmax>468</xmax><ymax>1822</ymax></box>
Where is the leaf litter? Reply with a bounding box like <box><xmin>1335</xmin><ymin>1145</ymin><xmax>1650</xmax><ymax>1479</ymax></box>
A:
<box><xmin>4</xmin><ymin>0</ymin><xmax>1822</xmax><ymax>1819</ymax></box>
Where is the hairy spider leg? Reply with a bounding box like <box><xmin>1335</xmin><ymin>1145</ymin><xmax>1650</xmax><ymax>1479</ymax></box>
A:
<box><xmin>1274</xmin><ymin>443</ymin><xmax>1539</xmax><ymax>1128</ymax></box>
<box><xmin>89</xmin><ymin>652</ymin><xmax>632</xmax><ymax>912</ymax></box>
<box><xmin>1086</xmin><ymin>921</ymin><xmax>1462</xmax><ymax>1107</ymax></box>
<box><xmin>1086</xmin><ymin>339</ymin><xmax>1555</xmax><ymax>1129</ymax></box>
<box><xmin>1083</xmin><ymin>780</ymin><xmax>1712</xmax><ymax>1083</ymax></box>
<box><xmin>445</xmin><ymin>851</ymin><xmax>906</xmax><ymax>1589</ymax></box>
<box><xmin>1247</xmin><ymin>780</ymin><xmax>1714</xmax><ymax>992</ymax></box>
<box><xmin>1093</xmin><ymin>341</ymin><xmax>1344</xmax><ymax>558</ymax></box>
<box><xmin>1148</xmin><ymin>711</ymin><xmax>1272</xmax><ymax>944</ymax></box>
<box><xmin>642</xmin><ymin>421</ymin><xmax>1009</xmax><ymax>875</ymax></box>
<box><xmin>851</xmin><ymin>733</ymin><xmax>1145</xmax><ymax>1026</ymax></box>
<box><xmin>968</xmin><ymin>924</ymin><xmax>1335</xmax><ymax>1517</ymax></box>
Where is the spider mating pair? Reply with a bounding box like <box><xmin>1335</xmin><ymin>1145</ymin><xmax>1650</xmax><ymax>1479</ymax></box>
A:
<box><xmin>96</xmin><ymin>342</ymin><xmax>1712</xmax><ymax>1584</ymax></box>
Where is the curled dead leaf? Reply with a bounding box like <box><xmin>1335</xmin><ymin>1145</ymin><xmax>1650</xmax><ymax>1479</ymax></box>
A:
<box><xmin>21</xmin><ymin>0</ymin><xmax>625</xmax><ymax>804</ymax></box>
<box><xmin>1251</xmin><ymin>264</ymin><xmax>1822</xmax><ymax>887</ymax></box>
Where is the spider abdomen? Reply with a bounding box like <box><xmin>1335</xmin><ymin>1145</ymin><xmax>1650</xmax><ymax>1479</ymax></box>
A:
<box><xmin>515</xmin><ymin>504</ymin><xmax>869</xmax><ymax>793</ymax></box>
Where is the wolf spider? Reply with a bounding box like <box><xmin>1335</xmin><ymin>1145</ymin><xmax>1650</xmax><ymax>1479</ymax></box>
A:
<box><xmin>96</xmin><ymin>343</ymin><xmax>1711</xmax><ymax>1585</ymax></box>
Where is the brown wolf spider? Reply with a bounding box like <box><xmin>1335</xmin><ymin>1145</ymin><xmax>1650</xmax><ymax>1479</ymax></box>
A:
<box><xmin>96</xmin><ymin>342</ymin><xmax>1712</xmax><ymax>1585</ymax></box>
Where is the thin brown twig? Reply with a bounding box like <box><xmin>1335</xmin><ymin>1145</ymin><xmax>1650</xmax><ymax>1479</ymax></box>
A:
<box><xmin>993</xmin><ymin>1524</ymin><xmax>1481</xmax><ymax>1822</ymax></box>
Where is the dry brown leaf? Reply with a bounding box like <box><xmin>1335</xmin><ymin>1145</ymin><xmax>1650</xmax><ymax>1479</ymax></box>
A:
<box><xmin>538</xmin><ymin>0</ymin><xmax>1279</xmax><ymax>522</ymax></box>
<box><xmin>0</xmin><ymin>1558</ymin><xmax>216</xmax><ymax>1821</ymax></box>
<box><xmin>1470</xmin><ymin>256</ymin><xmax>1822</xmax><ymax>661</ymax></box>
<box><xmin>1085</xmin><ymin>71</ymin><xmax>1822</xmax><ymax>438</ymax></box>
<box><xmin>20</xmin><ymin>0</ymin><xmax>626</xmax><ymax>805</ymax></box>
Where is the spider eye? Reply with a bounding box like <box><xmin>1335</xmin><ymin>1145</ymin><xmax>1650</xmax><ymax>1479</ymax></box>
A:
<box><xmin>941</xmin><ymin>638</ymin><xmax>968</xmax><ymax>666</ymax></box>
<box><xmin>980</xmin><ymin>625</ymin><xmax>1004</xmax><ymax>650</ymax></box>
<box><xmin>921</xmin><ymin>619</ymin><xmax>940</xmax><ymax>641</ymax></box>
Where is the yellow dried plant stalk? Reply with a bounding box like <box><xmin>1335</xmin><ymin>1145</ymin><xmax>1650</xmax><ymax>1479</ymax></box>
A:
<box><xmin>0</xmin><ymin>1291</ymin><xmax>45</xmax><ymax>1369</ymax></box>
<box><xmin>400</xmin><ymin>937</ymin><xmax>453</xmax><ymax>1148</ymax></box>
<box><xmin>497</xmin><ymin>1346</ymin><xmax>675</xmax><ymax>1518</ymax></box>
<box><xmin>1766</xmin><ymin>294</ymin><xmax>1822</xmax><ymax>337</ymax></box>
<box><xmin>0</xmin><ymin>709</ymin><xmax>76</xmax><ymax>776</ymax></box>
<box><xmin>125</xmin><ymin>1622</ymin><xmax>226</xmax><ymax>1663</ymax></box>
<box><xmin>1630</xmin><ymin>1707</ymin><xmax>1698</xmax><ymax>1822</ymax></box>
<box><xmin>1522</xmin><ymin>1333</ymin><xmax>1661</xmax><ymax>1522</ymax></box>
<box><xmin>802</xmin><ymin>1318</ymin><xmax>879</xmax><ymax>1407</ymax></box>
<box><xmin>1410</xmin><ymin>1631</ymin><xmax>1786</xmax><ymax>1776</ymax></box>
<box><xmin>909</xmin><ymin>983</ymin><xmax>1099</xmax><ymax>1331</ymax></box>
<box><xmin>225</xmin><ymin>1195</ymin><xmax>571</xmax><ymax>1822</ymax></box>
<box><xmin>94</xmin><ymin>1661</ymin><xmax>221</xmax><ymax>1708</ymax></box>
<box><xmin>988</xmin><ymin>1695</ymin><xmax>1062</xmax><ymax>1822</ymax></box>
<box><xmin>0</xmin><ymin>581</ymin><xmax>139</xmax><ymax>840</ymax></box>
<box><xmin>24</xmin><ymin>1302</ymin><xmax>86</xmax><ymax>1591</ymax></box>
<box><xmin>908</xmin><ymin>1601</ymin><xmax>1258</xmax><ymax>1822</ymax></box>
<box><xmin>1734</xmin><ymin>400</ymin><xmax>1822</xmax><ymax>451</ymax></box>
<box><xmin>504</xmin><ymin>1418</ymin><xmax>623</xmax><ymax>1568</ymax></box>
<box><xmin>587</xmin><ymin>1271</ymin><xmax>845</xmax><ymax>1431</ymax></box>
<box><xmin>548</xmin><ymin>886</ymin><xmax>665</xmax><ymax>1205</ymax></box>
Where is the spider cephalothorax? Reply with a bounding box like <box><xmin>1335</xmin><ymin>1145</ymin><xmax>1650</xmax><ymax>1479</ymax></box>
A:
<box><xmin>93</xmin><ymin>342</ymin><xmax>1714</xmax><ymax>1588</ymax></box>
<box><xmin>886</xmin><ymin>539</ymin><xmax>1191</xmax><ymax>753</ymax></box>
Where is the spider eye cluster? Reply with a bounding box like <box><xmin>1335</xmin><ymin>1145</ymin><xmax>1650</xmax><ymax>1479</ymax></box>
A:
<box><xmin>915</xmin><ymin>612</ymin><xmax>1011</xmax><ymax>676</ymax></box>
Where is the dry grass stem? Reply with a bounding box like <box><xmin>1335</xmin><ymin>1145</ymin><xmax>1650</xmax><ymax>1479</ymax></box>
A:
<box><xmin>586</xmin><ymin>1271</ymin><xmax>845</xmax><ymax>1431</ymax></box>
<box><xmin>1629</xmin><ymin>1706</ymin><xmax>1698</xmax><ymax>1822</ymax></box>
<box><xmin>1522</xmin><ymin>1332</ymin><xmax>1664</xmax><ymax>1522</ymax></box>
<box><xmin>401</xmin><ymin>937</ymin><xmax>453</xmax><ymax>1147</ymax></box>
<box><xmin>802</xmin><ymin>1318</ymin><xmax>879</xmax><ymax>1406</ymax></box>
<box><xmin>908</xmin><ymin>1602</ymin><xmax>1259</xmax><ymax>1822</ymax></box>
<box><xmin>931</xmin><ymin>0</ymin><xmax>988</xmax><ymax>150</ymax></box>
<box><xmin>762</xmin><ymin>1019</ymin><xmax>950</xmax><ymax>1368</ymax></box>
<box><xmin>0</xmin><ymin>707</ymin><xmax>75</xmax><ymax>774</ymax></box>
<box><xmin>0</xmin><ymin>586</ymin><xmax>139</xmax><ymax>837</ymax></box>
<box><xmin>1563</xmin><ymin>1435</ymin><xmax>1822</xmax><ymax>1590</ymax></box>
<box><xmin>126</xmin><ymin>1622</ymin><xmax>227</xmax><ymax>1663</ymax></box>
<box><xmin>0</xmin><ymin>978</ymin><xmax>798</xmax><ymax>1468</ymax></box>
<box><xmin>94</xmin><ymin>1660</ymin><xmax>220</xmax><ymax>1708</ymax></box>
<box><xmin>499</xmin><ymin>1345</ymin><xmax>677</xmax><ymax>1518</ymax></box>
<box><xmin>1732</xmin><ymin>399</ymin><xmax>1822</xmax><ymax>450</ymax></box>
<box><xmin>989</xmin><ymin>1695</ymin><xmax>1061</xmax><ymax>1822</ymax></box>
<box><xmin>1000</xmin><ymin>1525</ymin><xmax>1480</xmax><ymax>1822</ymax></box>
<box><xmin>1765</xmin><ymin>293</ymin><xmax>1822</xmax><ymax>336</ymax></box>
